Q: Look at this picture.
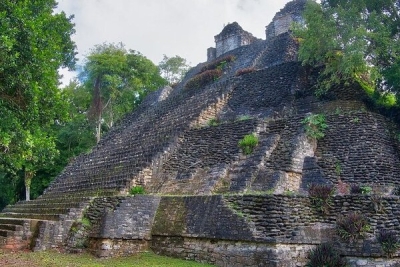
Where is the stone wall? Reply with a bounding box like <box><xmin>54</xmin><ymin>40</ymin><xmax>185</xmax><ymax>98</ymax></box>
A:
<box><xmin>215</xmin><ymin>22</ymin><xmax>258</xmax><ymax>58</ymax></box>
<box><xmin>265</xmin><ymin>0</ymin><xmax>306</xmax><ymax>40</ymax></box>
<box><xmin>83</xmin><ymin>194</ymin><xmax>400</xmax><ymax>266</ymax></box>
<box><xmin>85</xmin><ymin>195</ymin><xmax>160</xmax><ymax>257</ymax></box>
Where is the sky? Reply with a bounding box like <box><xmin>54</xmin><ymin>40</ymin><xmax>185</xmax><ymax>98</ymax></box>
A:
<box><xmin>56</xmin><ymin>0</ymin><xmax>295</xmax><ymax>85</ymax></box>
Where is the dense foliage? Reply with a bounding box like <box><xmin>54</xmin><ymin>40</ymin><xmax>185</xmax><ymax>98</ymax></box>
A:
<box><xmin>302</xmin><ymin>113</ymin><xmax>328</xmax><ymax>140</ymax></box>
<box><xmin>81</xmin><ymin>43</ymin><xmax>167</xmax><ymax>142</ymax></box>
<box><xmin>0</xmin><ymin>0</ymin><xmax>76</xmax><ymax>201</ymax></box>
<box><xmin>336</xmin><ymin>212</ymin><xmax>370</xmax><ymax>242</ymax></box>
<box><xmin>158</xmin><ymin>55</ymin><xmax>190</xmax><ymax>85</ymax></box>
<box><xmin>377</xmin><ymin>229</ymin><xmax>400</xmax><ymax>257</ymax></box>
<box><xmin>308</xmin><ymin>184</ymin><xmax>334</xmax><ymax>214</ymax></box>
<box><xmin>238</xmin><ymin>134</ymin><xmax>259</xmax><ymax>155</ymax></box>
<box><xmin>0</xmin><ymin>11</ymin><xmax>168</xmax><ymax>208</ymax></box>
<box><xmin>306</xmin><ymin>242</ymin><xmax>347</xmax><ymax>267</ymax></box>
<box><xmin>293</xmin><ymin>0</ymin><xmax>400</xmax><ymax>103</ymax></box>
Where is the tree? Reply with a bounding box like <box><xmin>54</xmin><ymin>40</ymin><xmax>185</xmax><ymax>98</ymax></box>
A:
<box><xmin>158</xmin><ymin>55</ymin><xmax>191</xmax><ymax>84</ymax></box>
<box><xmin>0</xmin><ymin>0</ymin><xmax>76</xmax><ymax>200</ymax></box>
<box><xmin>293</xmin><ymin>0</ymin><xmax>400</xmax><ymax>101</ymax></box>
<box><xmin>81</xmin><ymin>43</ymin><xmax>167</xmax><ymax>142</ymax></box>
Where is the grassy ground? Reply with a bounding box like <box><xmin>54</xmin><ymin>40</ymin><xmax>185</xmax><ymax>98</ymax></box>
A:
<box><xmin>0</xmin><ymin>249</ymin><xmax>215</xmax><ymax>267</ymax></box>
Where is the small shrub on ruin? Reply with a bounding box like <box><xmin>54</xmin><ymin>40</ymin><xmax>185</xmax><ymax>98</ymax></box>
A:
<box><xmin>308</xmin><ymin>184</ymin><xmax>334</xmax><ymax>214</ymax></box>
<box><xmin>302</xmin><ymin>113</ymin><xmax>328</xmax><ymax>140</ymax></box>
<box><xmin>361</xmin><ymin>186</ymin><xmax>373</xmax><ymax>194</ymax></box>
<box><xmin>201</xmin><ymin>55</ymin><xmax>236</xmax><ymax>72</ymax></box>
<box><xmin>81</xmin><ymin>217</ymin><xmax>91</xmax><ymax>228</ymax></box>
<box><xmin>237</xmin><ymin>115</ymin><xmax>252</xmax><ymax>121</ymax></box>
<box><xmin>306</xmin><ymin>242</ymin><xmax>347</xmax><ymax>267</ymax></box>
<box><xmin>392</xmin><ymin>186</ymin><xmax>400</xmax><ymax>196</ymax></box>
<box><xmin>129</xmin><ymin>185</ymin><xmax>145</xmax><ymax>195</ymax></box>
<box><xmin>235</xmin><ymin>67</ymin><xmax>256</xmax><ymax>77</ymax></box>
<box><xmin>377</xmin><ymin>229</ymin><xmax>400</xmax><ymax>258</ymax></box>
<box><xmin>336</xmin><ymin>212</ymin><xmax>370</xmax><ymax>242</ymax></box>
<box><xmin>207</xmin><ymin>117</ymin><xmax>219</xmax><ymax>127</ymax></box>
<box><xmin>350</xmin><ymin>184</ymin><xmax>372</xmax><ymax>195</ymax></box>
<box><xmin>238</xmin><ymin>134</ymin><xmax>258</xmax><ymax>155</ymax></box>
<box><xmin>350</xmin><ymin>184</ymin><xmax>363</xmax><ymax>194</ymax></box>
<box><xmin>185</xmin><ymin>69</ymin><xmax>222</xmax><ymax>89</ymax></box>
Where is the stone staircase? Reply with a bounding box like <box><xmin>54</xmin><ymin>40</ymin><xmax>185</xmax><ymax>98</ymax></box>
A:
<box><xmin>0</xmin><ymin>193</ymin><xmax>101</xmax><ymax>250</ymax></box>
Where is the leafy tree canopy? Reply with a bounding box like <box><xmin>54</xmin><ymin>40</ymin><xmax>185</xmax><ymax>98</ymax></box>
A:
<box><xmin>80</xmin><ymin>43</ymin><xmax>167</xmax><ymax>142</ymax></box>
<box><xmin>293</xmin><ymin>0</ymin><xmax>400</xmax><ymax>102</ymax></box>
<box><xmin>158</xmin><ymin>54</ymin><xmax>191</xmax><ymax>84</ymax></box>
<box><xmin>0</xmin><ymin>0</ymin><xmax>76</xmax><ymax>200</ymax></box>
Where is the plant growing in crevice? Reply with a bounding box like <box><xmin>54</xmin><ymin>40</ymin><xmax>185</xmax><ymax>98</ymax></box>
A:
<box><xmin>238</xmin><ymin>134</ymin><xmax>258</xmax><ymax>155</ymax></box>
<box><xmin>334</xmin><ymin>160</ymin><xmax>342</xmax><ymax>177</ymax></box>
<box><xmin>350</xmin><ymin>184</ymin><xmax>362</xmax><ymax>194</ymax></box>
<box><xmin>350</xmin><ymin>184</ymin><xmax>372</xmax><ymax>195</ymax></box>
<box><xmin>302</xmin><ymin>113</ymin><xmax>328</xmax><ymax>140</ymax></box>
<box><xmin>67</xmin><ymin>216</ymin><xmax>92</xmax><ymax>250</ymax></box>
<box><xmin>393</xmin><ymin>186</ymin><xmax>400</xmax><ymax>196</ymax></box>
<box><xmin>237</xmin><ymin>115</ymin><xmax>252</xmax><ymax>121</ymax></box>
<box><xmin>235</xmin><ymin>67</ymin><xmax>256</xmax><ymax>76</ymax></box>
<box><xmin>129</xmin><ymin>185</ymin><xmax>145</xmax><ymax>195</ymax></box>
<box><xmin>207</xmin><ymin>117</ymin><xmax>219</xmax><ymax>127</ymax></box>
<box><xmin>308</xmin><ymin>184</ymin><xmax>334</xmax><ymax>214</ymax></box>
<box><xmin>350</xmin><ymin>117</ymin><xmax>360</xmax><ymax>123</ymax></box>
<box><xmin>184</xmin><ymin>69</ymin><xmax>222</xmax><ymax>89</ymax></box>
<box><xmin>370</xmin><ymin>194</ymin><xmax>385</xmax><ymax>213</ymax></box>
<box><xmin>201</xmin><ymin>55</ymin><xmax>235</xmax><ymax>72</ymax></box>
<box><xmin>336</xmin><ymin>212</ymin><xmax>370</xmax><ymax>242</ymax></box>
<box><xmin>361</xmin><ymin>186</ymin><xmax>372</xmax><ymax>195</ymax></box>
<box><xmin>306</xmin><ymin>242</ymin><xmax>347</xmax><ymax>267</ymax></box>
<box><xmin>377</xmin><ymin>229</ymin><xmax>400</xmax><ymax>258</ymax></box>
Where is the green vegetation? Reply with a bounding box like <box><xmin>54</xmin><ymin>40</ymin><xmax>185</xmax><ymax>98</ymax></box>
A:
<box><xmin>235</xmin><ymin>67</ymin><xmax>256</xmax><ymax>77</ymax></box>
<box><xmin>336</xmin><ymin>212</ymin><xmax>370</xmax><ymax>242</ymax></box>
<box><xmin>350</xmin><ymin>185</ymin><xmax>373</xmax><ymax>195</ymax></box>
<box><xmin>158</xmin><ymin>55</ymin><xmax>191</xmax><ymax>85</ymax></box>
<box><xmin>185</xmin><ymin>69</ymin><xmax>222</xmax><ymax>89</ymax></box>
<box><xmin>306</xmin><ymin>243</ymin><xmax>347</xmax><ymax>267</ymax></box>
<box><xmin>238</xmin><ymin>134</ymin><xmax>259</xmax><ymax>155</ymax></box>
<box><xmin>334</xmin><ymin>160</ymin><xmax>342</xmax><ymax>176</ymax></box>
<box><xmin>200</xmin><ymin>55</ymin><xmax>235</xmax><ymax>73</ymax></box>
<box><xmin>377</xmin><ymin>229</ymin><xmax>400</xmax><ymax>258</ymax></box>
<box><xmin>237</xmin><ymin>115</ymin><xmax>252</xmax><ymax>121</ymax></box>
<box><xmin>302</xmin><ymin>114</ymin><xmax>328</xmax><ymax>140</ymax></box>
<box><xmin>0</xmin><ymin>23</ymin><xmax>167</xmax><ymax>208</ymax></box>
<box><xmin>129</xmin><ymin>185</ymin><xmax>146</xmax><ymax>195</ymax></box>
<box><xmin>308</xmin><ymin>184</ymin><xmax>334</xmax><ymax>214</ymax></box>
<box><xmin>0</xmin><ymin>250</ymin><xmax>215</xmax><ymax>267</ymax></box>
<box><xmin>293</xmin><ymin>0</ymin><xmax>400</xmax><ymax>105</ymax></box>
<box><xmin>81</xmin><ymin>42</ymin><xmax>167</xmax><ymax>143</ymax></box>
<box><xmin>0</xmin><ymin>0</ymin><xmax>76</xmax><ymax>202</ymax></box>
<box><xmin>207</xmin><ymin>118</ymin><xmax>219</xmax><ymax>127</ymax></box>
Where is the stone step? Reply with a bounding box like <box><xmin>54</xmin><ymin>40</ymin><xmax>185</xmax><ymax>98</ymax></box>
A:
<box><xmin>0</xmin><ymin>218</ymin><xmax>26</xmax><ymax>226</ymax></box>
<box><xmin>41</xmin><ymin>188</ymin><xmax>118</xmax><ymax>199</ymax></box>
<box><xmin>44</xmin><ymin>179</ymin><xmax>129</xmax><ymax>194</ymax></box>
<box><xmin>2</xmin><ymin>207</ymin><xmax>75</xmax><ymax>215</ymax></box>
<box><xmin>0</xmin><ymin>229</ymin><xmax>13</xmax><ymax>237</ymax></box>
<box><xmin>0</xmin><ymin>213</ymin><xmax>61</xmax><ymax>221</ymax></box>
<box><xmin>0</xmin><ymin>224</ymin><xmax>22</xmax><ymax>232</ymax></box>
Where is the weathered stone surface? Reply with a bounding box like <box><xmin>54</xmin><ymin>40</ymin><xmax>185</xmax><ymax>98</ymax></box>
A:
<box><xmin>1</xmin><ymin>1</ymin><xmax>399</xmax><ymax>267</ymax></box>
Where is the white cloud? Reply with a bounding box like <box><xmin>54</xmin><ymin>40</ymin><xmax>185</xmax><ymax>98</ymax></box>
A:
<box><xmin>56</xmin><ymin>0</ymin><xmax>293</xmax><ymax>85</ymax></box>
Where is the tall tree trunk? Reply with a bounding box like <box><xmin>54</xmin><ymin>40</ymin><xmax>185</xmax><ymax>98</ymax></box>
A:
<box><xmin>96</xmin><ymin>112</ymin><xmax>101</xmax><ymax>143</ymax></box>
<box><xmin>89</xmin><ymin>77</ymin><xmax>103</xmax><ymax>143</ymax></box>
<box><xmin>24</xmin><ymin>171</ymin><xmax>34</xmax><ymax>201</ymax></box>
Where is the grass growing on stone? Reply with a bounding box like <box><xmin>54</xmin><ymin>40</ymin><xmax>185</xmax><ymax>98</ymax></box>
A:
<box><xmin>0</xmin><ymin>249</ymin><xmax>215</xmax><ymax>267</ymax></box>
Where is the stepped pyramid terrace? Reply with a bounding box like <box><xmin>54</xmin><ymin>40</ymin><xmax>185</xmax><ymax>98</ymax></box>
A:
<box><xmin>1</xmin><ymin>0</ymin><xmax>400</xmax><ymax>266</ymax></box>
